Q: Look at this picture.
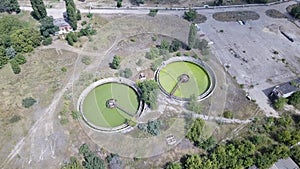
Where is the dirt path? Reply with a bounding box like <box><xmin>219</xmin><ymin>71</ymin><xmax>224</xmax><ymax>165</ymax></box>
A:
<box><xmin>1</xmin><ymin>31</ymin><xmax>122</xmax><ymax>168</ymax></box>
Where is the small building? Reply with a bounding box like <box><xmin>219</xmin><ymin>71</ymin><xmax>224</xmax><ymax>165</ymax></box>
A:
<box><xmin>249</xmin><ymin>157</ymin><xmax>299</xmax><ymax>169</ymax></box>
<box><xmin>270</xmin><ymin>157</ymin><xmax>299</xmax><ymax>169</ymax></box>
<box><xmin>53</xmin><ymin>18</ymin><xmax>73</xmax><ymax>35</ymax></box>
<box><xmin>270</xmin><ymin>78</ymin><xmax>300</xmax><ymax>98</ymax></box>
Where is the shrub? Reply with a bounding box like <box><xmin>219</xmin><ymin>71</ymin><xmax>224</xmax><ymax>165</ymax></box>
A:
<box><xmin>169</xmin><ymin>39</ymin><xmax>181</xmax><ymax>52</ymax></box>
<box><xmin>149</xmin><ymin>9</ymin><xmax>158</xmax><ymax>17</ymax></box>
<box><xmin>183</xmin><ymin>8</ymin><xmax>197</xmax><ymax>22</ymax></box>
<box><xmin>22</xmin><ymin>97</ymin><xmax>37</xmax><ymax>108</ymax></box>
<box><xmin>10</xmin><ymin>59</ymin><xmax>20</xmax><ymax>74</ymax></box>
<box><xmin>9</xmin><ymin>115</ymin><xmax>21</xmax><ymax>123</ymax></box>
<box><xmin>61</xmin><ymin>67</ymin><xmax>67</xmax><ymax>72</ymax></box>
<box><xmin>145</xmin><ymin>47</ymin><xmax>159</xmax><ymax>60</ymax></box>
<box><xmin>176</xmin><ymin>52</ymin><xmax>181</xmax><ymax>56</ymax></box>
<box><xmin>136</xmin><ymin>58</ymin><xmax>143</xmax><ymax>66</ymax></box>
<box><xmin>14</xmin><ymin>54</ymin><xmax>26</xmax><ymax>65</ymax></box>
<box><xmin>273</xmin><ymin>97</ymin><xmax>288</xmax><ymax>110</ymax></box>
<box><xmin>288</xmin><ymin>91</ymin><xmax>300</xmax><ymax>109</ymax></box>
<box><xmin>87</xmin><ymin>13</ymin><xmax>93</xmax><ymax>19</ymax></box>
<box><xmin>81</xmin><ymin>56</ymin><xmax>91</xmax><ymax>65</ymax></box>
<box><xmin>223</xmin><ymin>111</ymin><xmax>233</xmax><ymax>118</ymax></box>
<box><xmin>42</xmin><ymin>37</ymin><xmax>52</xmax><ymax>46</ymax></box>
<box><xmin>290</xmin><ymin>5</ymin><xmax>300</xmax><ymax>19</ymax></box>
<box><xmin>137</xmin><ymin>80</ymin><xmax>159</xmax><ymax>109</ymax></box>
<box><xmin>110</xmin><ymin>55</ymin><xmax>121</xmax><ymax>69</ymax></box>
<box><xmin>119</xmin><ymin>68</ymin><xmax>132</xmax><ymax>78</ymax></box>
<box><xmin>150</xmin><ymin>58</ymin><xmax>163</xmax><ymax>71</ymax></box>
<box><xmin>81</xmin><ymin>20</ymin><xmax>87</xmax><ymax>26</ymax></box>
<box><xmin>117</xmin><ymin>0</ymin><xmax>122</xmax><ymax>8</ymax></box>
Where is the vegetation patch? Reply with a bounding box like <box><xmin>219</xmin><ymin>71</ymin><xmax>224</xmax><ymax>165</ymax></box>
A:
<box><xmin>212</xmin><ymin>11</ymin><xmax>260</xmax><ymax>22</ymax></box>
<box><xmin>22</xmin><ymin>97</ymin><xmax>37</xmax><ymax>108</ymax></box>
<box><xmin>265</xmin><ymin>9</ymin><xmax>287</xmax><ymax>19</ymax></box>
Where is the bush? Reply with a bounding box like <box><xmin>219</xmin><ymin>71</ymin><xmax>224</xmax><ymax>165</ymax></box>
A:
<box><xmin>14</xmin><ymin>54</ymin><xmax>26</xmax><ymax>65</ymax></box>
<box><xmin>22</xmin><ymin>97</ymin><xmax>37</xmax><ymax>108</ymax></box>
<box><xmin>110</xmin><ymin>55</ymin><xmax>121</xmax><ymax>69</ymax></box>
<box><xmin>150</xmin><ymin>58</ymin><xmax>163</xmax><ymax>71</ymax></box>
<box><xmin>288</xmin><ymin>91</ymin><xmax>300</xmax><ymax>109</ymax></box>
<box><xmin>138</xmin><ymin>120</ymin><xmax>161</xmax><ymax>136</ymax></box>
<box><xmin>10</xmin><ymin>59</ymin><xmax>20</xmax><ymax>74</ymax></box>
<box><xmin>61</xmin><ymin>67</ymin><xmax>67</xmax><ymax>72</ymax></box>
<box><xmin>223</xmin><ymin>111</ymin><xmax>233</xmax><ymax>118</ymax></box>
<box><xmin>42</xmin><ymin>37</ymin><xmax>52</xmax><ymax>46</ymax></box>
<box><xmin>149</xmin><ymin>9</ymin><xmax>158</xmax><ymax>17</ymax></box>
<box><xmin>169</xmin><ymin>39</ymin><xmax>181</xmax><ymax>52</ymax></box>
<box><xmin>145</xmin><ymin>47</ymin><xmax>159</xmax><ymax>60</ymax></box>
<box><xmin>290</xmin><ymin>5</ymin><xmax>300</xmax><ymax>19</ymax></box>
<box><xmin>81</xmin><ymin>56</ymin><xmax>91</xmax><ymax>65</ymax></box>
<box><xmin>273</xmin><ymin>97</ymin><xmax>288</xmax><ymax>110</ymax></box>
<box><xmin>183</xmin><ymin>8</ymin><xmax>197</xmax><ymax>22</ymax></box>
<box><xmin>81</xmin><ymin>20</ymin><xmax>87</xmax><ymax>26</ymax></box>
<box><xmin>9</xmin><ymin>115</ymin><xmax>21</xmax><ymax>123</ymax></box>
<box><xmin>66</xmin><ymin>32</ymin><xmax>78</xmax><ymax>46</ymax></box>
<box><xmin>119</xmin><ymin>68</ymin><xmax>132</xmax><ymax>78</ymax></box>
<box><xmin>87</xmin><ymin>13</ymin><xmax>93</xmax><ymax>19</ymax></box>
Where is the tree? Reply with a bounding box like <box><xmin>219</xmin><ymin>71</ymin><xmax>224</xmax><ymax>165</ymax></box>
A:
<box><xmin>117</xmin><ymin>0</ymin><xmax>122</xmax><ymax>8</ymax></box>
<box><xmin>160</xmin><ymin>39</ymin><xmax>170</xmax><ymax>50</ymax></box>
<box><xmin>110</xmin><ymin>55</ymin><xmax>121</xmax><ymax>69</ymax></box>
<box><xmin>22</xmin><ymin>97</ymin><xmax>37</xmax><ymax>108</ymax></box>
<box><xmin>137</xmin><ymin>80</ymin><xmax>159</xmax><ymax>109</ymax></box>
<box><xmin>77</xmin><ymin>9</ymin><xmax>82</xmax><ymax>20</ymax></box>
<box><xmin>0</xmin><ymin>0</ymin><xmax>21</xmax><ymax>13</ymax></box>
<box><xmin>66</xmin><ymin>32</ymin><xmax>78</xmax><ymax>46</ymax></box>
<box><xmin>186</xmin><ymin>118</ymin><xmax>205</xmax><ymax>144</ymax></box>
<box><xmin>147</xmin><ymin>120</ymin><xmax>161</xmax><ymax>136</ymax></box>
<box><xmin>62</xmin><ymin>156</ymin><xmax>84</xmax><ymax>169</ymax></box>
<box><xmin>5</xmin><ymin>46</ymin><xmax>16</xmax><ymax>59</ymax></box>
<box><xmin>188</xmin><ymin>23</ymin><xmax>197</xmax><ymax>49</ymax></box>
<box><xmin>0</xmin><ymin>47</ymin><xmax>9</xmax><ymax>69</ymax></box>
<box><xmin>183</xmin><ymin>8</ymin><xmax>197</xmax><ymax>22</ymax></box>
<box><xmin>14</xmin><ymin>53</ymin><xmax>26</xmax><ymax>65</ymax></box>
<box><xmin>65</xmin><ymin>0</ymin><xmax>79</xmax><ymax>30</ymax></box>
<box><xmin>169</xmin><ymin>39</ymin><xmax>181</xmax><ymax>52</ymax></box>
<box><xmin>30</xmin><ymin>0</ymin><xmax>47</xmax><ymax>20</ymax></box>
<box><xmin>10</xmin><ymin>59</ymin><xmax>20</xmax><ymax>74</ymax></box>
<box><xmin>40</xmin><ymin>16</ymin><xmax>59</xmax><ymax>37</ymax></box>
<box><xmin>185</xmin><ymin>154</ymin><xmax>203</xmax><ymax>169</ymax></box>
<box><xmin>288</xmin><ymin>91</ymin><xmax>300</xmax><ymax>109</ymax></box>
<box><xmin>290</xmin><ymin>5</ymin><xmax>300</xmax><ymax>19</ymax></box>
<box><xmin>10</xmin><ymin>28</ymin><xmax>41</xmax><ymax>53</ymax></box>
<box><xmin>166</xmin><ymin>162</ymin><xmax>182</xmax><ymax>169</ymax></box>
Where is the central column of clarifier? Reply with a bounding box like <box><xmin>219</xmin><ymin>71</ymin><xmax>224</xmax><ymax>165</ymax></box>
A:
<box><xmin>169</xmin><ymin>74</ymin><xmax>190</xmax><ymax>97</ymax></box>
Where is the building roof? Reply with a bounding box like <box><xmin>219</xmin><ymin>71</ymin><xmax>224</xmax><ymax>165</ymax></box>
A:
<box><xmin>53</xmin><ymin>18</ymin><xmax>71</xmax><ymax>28</ymax></box>
<box><xmin>270</xmin><ymin>157</ymin><xmax>299</xmax><ymax>169</ymax></box>
<box><xmin>276</xmin><ymin>77</ymin><xmax>300</xmax><ymax>95</ymax></box>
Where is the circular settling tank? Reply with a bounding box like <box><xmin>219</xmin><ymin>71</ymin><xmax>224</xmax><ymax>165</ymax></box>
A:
<box><xmin>156</xmin><ymin>57</ymin><xmax>215</xmax><ymax>101</ymax></box>
<box><xmin>79</xmin><ymin>78</ymin><xmax>142</xmax><ymax>132</ymax></box>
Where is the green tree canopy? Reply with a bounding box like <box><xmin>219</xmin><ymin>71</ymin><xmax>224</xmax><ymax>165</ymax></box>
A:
<box><xmin>40</xmin><ymin>16</ymin><xmax>59</xmax><ymax>37</ymax></box>
<box><xmin>10</xmin><ymin>28</ymin><xmax>41</xmax><ymax>53</ymax></box>
<box><xmin>137</xmin><ymin>80</ymin><xmax>159</xmax><ymax>109</ymax></box>
<box><xmin>0</xmin><ymin>0</ymin><xmax>20</xmax><ymax>13</ymax></box>
<box><xmin>188</xmin><ymin>23</ymin><xmax>197</xmax><ymax>49</ymax></box>
<box><xmin>30</xmin><ymin>0</ymin><xmax>47</xmax><ymax>20</ymax></box>
<box><xmin>110</xmin><ymin>55</ymin><xmax>121</xmax><ymax>69</ymax></box>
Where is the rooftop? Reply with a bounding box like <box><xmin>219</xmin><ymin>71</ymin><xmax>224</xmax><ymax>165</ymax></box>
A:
<box><xmin>270</xmin><ymin>157</ymin><xmax>299</xmax><ymax>169</ymax></box>
<box><xmin>53</xmin><ymin>18</ymin><xmax>71</xmax><ymax>28</ymax></box>
<box><xmin>275</xmin><ymin>77</ymin><xmax>300</xmax><ymax>95</ymax></box>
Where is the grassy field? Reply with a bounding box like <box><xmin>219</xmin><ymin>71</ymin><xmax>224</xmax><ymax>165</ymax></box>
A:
<box><xmin>158</xmin><ymin>61</ymin><xmax>210</xmax><ymax>99</ymax></box>
<box><xmin>82</xmin><ymin>83</ymin><xmax>139</xmax><ymax>128</ymax></box>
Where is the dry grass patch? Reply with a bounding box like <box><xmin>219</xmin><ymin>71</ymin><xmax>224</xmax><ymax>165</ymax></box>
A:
<box><xmin>213</xmin><ymin>11</ymin><xmax>260</xmax><ymax>22</ymax></box>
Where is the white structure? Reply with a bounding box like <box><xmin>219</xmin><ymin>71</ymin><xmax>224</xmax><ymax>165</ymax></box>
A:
<box><xmin>53</xmin><ymin>18</ymin><xmax>73</xmax><ymax>35</ymax></box>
